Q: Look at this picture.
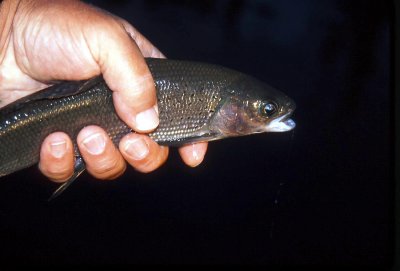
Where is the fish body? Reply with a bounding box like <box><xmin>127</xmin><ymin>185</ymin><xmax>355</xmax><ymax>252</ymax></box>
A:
<box><xmin>0</xmin><ymin>58</ymin><xmax>295</xmax><ymax>179</ymax></box>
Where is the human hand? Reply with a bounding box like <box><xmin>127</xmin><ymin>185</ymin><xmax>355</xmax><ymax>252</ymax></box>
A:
<box><xmin>0</xmin><ymin>0</ymin><xmax>208</xmax><ymax>182</ymax></box>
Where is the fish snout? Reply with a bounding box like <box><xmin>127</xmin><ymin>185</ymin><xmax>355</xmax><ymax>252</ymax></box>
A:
<box><xmin>285</xmin><ymin>99</ymin><xmax>296</xmax><ymax>113</ymax></box>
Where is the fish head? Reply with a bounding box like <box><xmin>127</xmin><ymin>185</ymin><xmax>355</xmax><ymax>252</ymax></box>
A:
<box><xmin>209</xmin><ymin>76</ymin><xmax>296</xmax><ymax>138</ymax></box>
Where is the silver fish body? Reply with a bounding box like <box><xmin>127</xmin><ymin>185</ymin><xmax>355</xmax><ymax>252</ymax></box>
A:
<box><xmin>0</xmin><ymin>58</ymin><xmax>295</xmax><ymax>178</ymax></box>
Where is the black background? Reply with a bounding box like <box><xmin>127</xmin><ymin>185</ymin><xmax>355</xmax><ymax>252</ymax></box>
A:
<box><xmin>0</xmin><ymin>0</ymin><xmax>393</xmax><ymax>267</ymax></box>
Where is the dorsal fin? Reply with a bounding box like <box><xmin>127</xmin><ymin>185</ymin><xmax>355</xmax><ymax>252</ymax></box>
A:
<box><xmin>0</xmin><ymin>76</ymin><xmax>105</xmax><ymax>114</ymax></box>
<box><xmin>32</xmin><ymin>76</ymin><xmax>104</xmax><ymax>100</ymax></box>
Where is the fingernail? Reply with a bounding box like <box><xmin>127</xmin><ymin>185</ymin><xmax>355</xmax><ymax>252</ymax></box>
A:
<box><xmin>124</xmin><ymin>137</ymin><xmax>149</xmax><ymax>160</ymax></box>
<box><xmin>192</xmin><ymin>145</ymin><xmax>200</xmax><ymax>161</ymax></box>
<box><xmin>135</xmin><ymin>105</ymin><xmax>159</xmax><ymax>131</ymax></box>
<box><xmin>50</xmin><ymin>140</ymin><xmax>67</xmax><ymax>158</ymax></box>
<box><xmin>189</xmin><ymin>144</ymin><xmax>205</xmax><ymax>167</ymax></box>
<box><xmin>82</xmin><ymin>133</ymin><xmax>106</xmax><ymax>155</ymax></box>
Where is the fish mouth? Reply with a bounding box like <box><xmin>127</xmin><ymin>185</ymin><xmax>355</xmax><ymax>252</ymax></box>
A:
<box><xmin>266</xmin><ymin>112</ymin><xmax>296</xmax><ymax>132</ymax></box>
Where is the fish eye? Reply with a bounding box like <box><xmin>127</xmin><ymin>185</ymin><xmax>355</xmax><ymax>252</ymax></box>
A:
<box><xmin>261</xmin><ymin>101</ymin><xmax>278</xmax><ymax>117</ymax></box>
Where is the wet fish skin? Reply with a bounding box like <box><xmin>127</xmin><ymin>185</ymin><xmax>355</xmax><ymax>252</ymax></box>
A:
<box><xmin>0</xmin><ymin>58</ymin><xmax>296</xmax><ymax>178</ymax></box>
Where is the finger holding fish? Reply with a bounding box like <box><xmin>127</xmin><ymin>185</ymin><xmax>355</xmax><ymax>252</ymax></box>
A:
<box><xmin>119</xmin><ymin>133</ymin><xmax>169</xmax><ymax>173</ymax></box>
<box><xmin>178</xmin><ymin>143</ymin><xmax>208</xmax><ymax>167</ymax></box>
<box><xmin>38</xmin><ymin>128</ymin><xmax>206</xmax><ymax>182</ymax></box>
<box><xmin>39</xmin><ymin>132</ymin><xmax>74</xmax><ymax>183</ymax></box>
<box><xmin>76</xmin><ymin>126</ymin><xmax>126</xmax><ymax>180</ymax></box>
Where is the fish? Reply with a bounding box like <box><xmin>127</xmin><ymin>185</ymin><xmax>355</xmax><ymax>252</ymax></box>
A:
<box><xmin>0</xmin><ymin>58</ymin><xmax>296</xmax><ymax>199</ymax></box>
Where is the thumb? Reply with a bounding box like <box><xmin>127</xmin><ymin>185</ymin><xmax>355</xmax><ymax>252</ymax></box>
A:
<box><xmin>88</xmin><ymin>18</ymin><xmax>159</xmax><ymax>133</ymax></box>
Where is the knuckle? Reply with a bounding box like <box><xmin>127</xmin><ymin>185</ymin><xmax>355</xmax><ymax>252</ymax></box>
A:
<box><xmin>132</xmin><ymin>153</ymin><xmax>166</xmax><ymax>174</ymax></box>
<box><xmin>123</xmin><ymin>75</ymin><xmax>154</xmax><ymax>101</ymax></box>
<box><xmin>88</xmin><ymin>156</ymin><xmax>123</xmax><ymax>179</ymax></box>
<box><xmin>104</xmin><ymin>164</ymin><xmax>126</xmax><ymax>180</ymax></box>
<box><xmin>45</xmin><ymin>166</ymin><xmax>73</xmax><ymax>181</ymax></box>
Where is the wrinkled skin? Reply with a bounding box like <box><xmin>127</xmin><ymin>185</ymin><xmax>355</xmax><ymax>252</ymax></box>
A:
<box><xmin>0</xmin><ymin>0</ymin><xmax>207</xmax><ymax>183</ymax></box>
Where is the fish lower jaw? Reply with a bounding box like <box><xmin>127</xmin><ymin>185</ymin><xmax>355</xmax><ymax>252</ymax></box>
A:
<box><xmin>265</xmin><ymin>115</ymin><xmax>296</xmax><ymax>132</ymax></box>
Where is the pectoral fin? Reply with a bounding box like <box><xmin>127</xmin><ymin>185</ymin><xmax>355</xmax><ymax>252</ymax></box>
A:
<box><xmin>47</xmin><ymin>156</ymin><xmax>86</xmax><ymax>201</ymax></box>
